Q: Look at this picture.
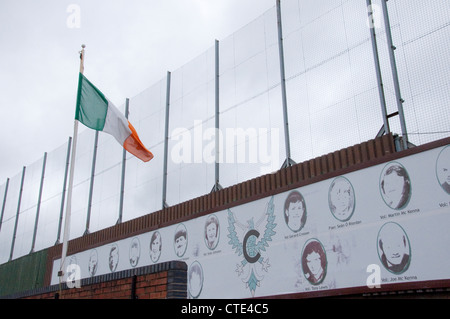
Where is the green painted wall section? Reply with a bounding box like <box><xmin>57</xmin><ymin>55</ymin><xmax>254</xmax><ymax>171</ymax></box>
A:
<box><xmin>0</xmin><ymin>250</ymin><xmax>48</xmax><ymax>297</ymax></box>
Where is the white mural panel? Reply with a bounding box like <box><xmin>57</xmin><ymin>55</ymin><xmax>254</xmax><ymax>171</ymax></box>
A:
<box><xmin>51</xmin><ymin>144</ymin><xmax>450</xmax><ymax>298</ymax></box>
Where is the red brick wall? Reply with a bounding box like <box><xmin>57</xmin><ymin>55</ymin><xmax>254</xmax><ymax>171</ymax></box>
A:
<box><xmin>21</xmin><ymin>261</ymin><xmax>187</xmax><ymax>299</ymax></box>
<box><xmin>28</xmin><ymin>273</ymin><xmax>164</xmax><ymax>299</ymax></box>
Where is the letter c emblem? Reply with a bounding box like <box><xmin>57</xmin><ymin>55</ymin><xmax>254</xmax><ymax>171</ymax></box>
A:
<box><xmin>243</xmin><ymin>229</ymin><xmax>260</xmax><ymax>263</ymax></box>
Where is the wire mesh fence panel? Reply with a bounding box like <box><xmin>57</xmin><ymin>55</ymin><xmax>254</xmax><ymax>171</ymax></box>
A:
<box><xmin>88</xmin><ymin>132</ymin><xmax>123</xmax><ymax>233</ymax></box>
<box><xmin>378</xmin><ymin>0</ymin><xmax>450</xmax><ymax>146</ymax></box>
<box><xmin>0</xmin><ymin>219</ymin><xmax>15</xmax><ymax>264</ymax></box>
<box><xmin>0</xmin><ymin>172</ymin><xmax>22</xmax><ymax>263</ymax></box>
<box><xmin>68</xmin><ymin>128</ymin><xmax>96</xmax><ymax>240</ymax></box>
<box><xmin>282</xmin><ymin>0</ymin><xmax>386</xmax><ymax>163</ymax></box>
<box><xmin>166</xmin><ymin>47</ymin><xmax>216</xmax><ymax>206</ymax></box>
<box><xmin>219</xmin><ymin>6</ymin><xmax>285</xmax><ymax>188</ymax></box>
<box><xmin>10</xmin><ymin>158</ymin><xmax>44</xmax><ymax>260</ymax></box>
<box><xmin>34</xmin><ymin>141</ymin><xmax>70</xmax><ymax>250</ymax></box>
<box><xmin>124</xmin><ymin>79</ymin><xmax>166</xmax><ymax>220</ymax></box>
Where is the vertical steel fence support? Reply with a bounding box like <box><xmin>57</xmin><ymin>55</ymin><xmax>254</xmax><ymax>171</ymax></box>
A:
<box><xmin>366</xmin><ymin>0</ymin><xmax>390</xmax><ymax>137</ymax></box>
<box><xmin>162</xmin><ymin>71</ymin><xmax>171</xmax><ymax>209</ymax></box>
<box><xmin>0</xmin><ymin>178</ymin><xmax>10</xmax><ymax>233</ymax></box>
<box><xmin>9</xmin><ymin>166</ymin><xmax>26</xmax><ymax>261</ymax></box>
<box><xmin>380</xmin><ymin>0</ymin><xmax>408</xmax><ymax>150</ymax></box>
<box><xmin>212</xmin><ymin>39</ymin><xmax>223</xmax><ymax>192</ymax></box>
<box><xmin>276</xmin><ymin>0</ymin><xmax>295</xmax><ymax>168</ymax></box>
<box><xmin>118</xmin><ymin>98</ymin><xmax>130</xmax><ymax>224</ymax></box>
<box><xmin>56</xmin><ymin>137</ymin><xmax>72</xmax><ymax>245</ymax></box>
<box><xmin>30</xmin><ymin>152</ymin><xmax>47</xmax><ymax>253</ymax></box>
<box><xmin>85</xmin><ymin>131</ymin><xmax>99</xmax><ymax>235</ymax></box>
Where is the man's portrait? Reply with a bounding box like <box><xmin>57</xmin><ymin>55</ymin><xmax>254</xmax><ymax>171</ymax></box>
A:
<box><xmin>284</xmin><ymin>190</ymin><xmax>307</xmax><ymax>232</ymax></box>
<box><xmin>174</xmin><ymin>223</ymin><xmax>188</xmax><ymax>258</ymax></box>
<box><xmin>88</xmin><ymin>249</ymin><xmax>98</xmax><ymax>277</ymax></box>
<box><xmin>109</xmin><ymin>244</ymin><xmax>119</xmax><ymax>272</ymax></box>
<box><xmin>188</xmin><ymin>261</ymin><xmax>204</xmax><ymax>299</ymax></box>
<box><xmin>436</xmin><ymin>146</ymin><xmax>450</xmax><ymax>194</ymax></box>
<box><xmin>377</xmin><ymin>222</ymin><xmax>411</xmax><ymax>274</ymax></box>
<box><xmin>328</xmin><ymin>176</ymin><xmax>355</xmax><ymax>221</ymax></box>
<box><xmin>129</xmin><ymin>237</ymin><xmax>140</xmax><ymax>268</ymax></box>
<box><xmin>380</xmin><ymin>162</ymin><xmax>411</xmax><ymax>210</ymax></box>
<box><xmin>301</xmin><ymin>239</ymin><xmax>327</xmax><ymax>285</ymax></box>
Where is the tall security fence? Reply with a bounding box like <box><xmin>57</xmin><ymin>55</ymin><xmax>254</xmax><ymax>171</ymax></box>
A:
<box><xmin>0</xmin><ymin>0</ymin><xmax>449</xmax><ymax>264</ymax></box>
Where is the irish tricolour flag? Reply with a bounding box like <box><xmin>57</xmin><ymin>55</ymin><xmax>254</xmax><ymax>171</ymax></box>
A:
<box><xmin>75</xmin><ymin>73</ymin><xmax>153</xmax><ymax>162</ymax></box>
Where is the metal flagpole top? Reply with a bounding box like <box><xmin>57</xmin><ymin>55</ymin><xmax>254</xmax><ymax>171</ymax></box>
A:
<box><xmin>79</xmin><ymin>44</ymin><xmax>86</xmax><ymax>74</ymax></box>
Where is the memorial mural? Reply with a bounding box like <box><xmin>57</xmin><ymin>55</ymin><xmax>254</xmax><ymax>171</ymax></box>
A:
<box><xmin>52</xmin><ymin>144</ymin><xmax>450</xmax><ymax>298</ymax></box>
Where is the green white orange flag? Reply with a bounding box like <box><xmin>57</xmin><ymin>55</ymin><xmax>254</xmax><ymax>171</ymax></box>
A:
<box><xmin>75</xmin><ymin>73</ymin><xmax>153</xmax><ymax>162</ymax></box>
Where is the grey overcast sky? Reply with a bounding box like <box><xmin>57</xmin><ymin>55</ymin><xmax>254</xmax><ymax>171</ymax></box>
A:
<box><xmin>0</xmin><ymin>0</ymin><xmax>275</xmax><ymax>183</ymax></box>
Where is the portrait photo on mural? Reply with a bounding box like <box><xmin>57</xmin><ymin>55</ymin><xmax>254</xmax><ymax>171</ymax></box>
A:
<box><xmin>283</xmin><ymin>191</ymin><xmax>307</xmax><ymax>232</ymax></box>
<box><xmin>129</xmin><ymin>237</ymin><xmax>141</xmax><ymax>268</ymax></box>
<box><xmin>436</xmin><ymin>145</ymin><xmax>450</xmax><ymax>195</ymax></box>
<box><xmin>204</xmin><ymin>214</ymin><xmax>220</xmax><ymax>250</ymax></box>
<box><xmin>328</xmin><ymin>176</ymin><xmax>356</xmax><ymax>222</ymax></box>
<box><xmin>174</xmin><ymin>223</ymin><xmax>188</xmax><ymax>258</ymax></box>
<box><xmin>109</xmin><ymin>244</ymin><xmax>119</xmax><ymax>272</ymax></box>
<box><xmin>379</xmin><ymin>161</ymin><xmax>412</xmax><ymax>210</ymax></box>
<box><xmin>301</xmin><ymin>238</ymin><xmax>327</xmax><ymax>285</ymax></box>
<box><xmin>377</xmin><ymin>222</ymin><xmax>411</xmax><ymax>275</ymax></box>
<box><xmin>188</xmin><ymin>260</ymin><xmax>204</xmax><ymax>298</ymax></box>
<box><xmin>88</xmin><ymin>249</ymin><xmax>98</xmax><ymax>277</ymax></box>
<box><xmin>149</xmin><ymin>231</ymin><xmax>162</xmax><ymax>263</ymax></box>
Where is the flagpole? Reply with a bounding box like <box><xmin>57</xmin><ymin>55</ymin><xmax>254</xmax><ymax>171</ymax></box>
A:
<box><xmin>58</xmin><ymin>44</ymin><xmax>85</xmax><ymax>295</ymax></box>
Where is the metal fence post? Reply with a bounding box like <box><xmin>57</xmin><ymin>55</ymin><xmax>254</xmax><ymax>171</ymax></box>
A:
<box><xmin>85</xmin><ymin>131</ymin><xmax>99</xmax><ymax>235</ymax></box>
<box><xmin>162</xmin><ymin>71</ymin><xmax>171</xmax><ymax>209</ymax></box>
<box><xmin>212</xmin><ymin>39</ymin><xmax>223</xmax><ymax>192</ymax></box>
<box><xmin>380</xmin><ymin>0</ymin><xmax>408</xmax><ymax>150</ymax></box>
<box><xmin>9</xmin><ymin>166</ymin><xmax>26</xmax><ymax>261</ymax></box>
<box><xmin>30</xmin><ymin>152</ymin><xmax>47</xmax><ymax>253</ymax></box>
<box><xmin>276</xmin><ymin>0</ymin><xmax>295</xmax><ymax>168</ymax></box>
<box><xmin>55</xmin><ymin>137</ymin><xmax>72</xmax><ymax>245</ymax></box>
<box><xmin>117</xmin><ymin>98</ymin><xmax>130</xmax><ymax>224</ymax></box>
<box><xmin>366</xmin><ymin>0</ymin><xmax>390</xmax><ymax>137</ymax></box>
<box><xmin>0</xmin><ymin>178</ymin><xmax>10</xmax><ymax>233</ymax></box>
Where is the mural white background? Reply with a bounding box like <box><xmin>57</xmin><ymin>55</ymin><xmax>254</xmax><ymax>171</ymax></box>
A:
<box><xmin>52</xmin><ymin>144</ymin><xmax>450</xmax><ymax>298</ymax></box>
